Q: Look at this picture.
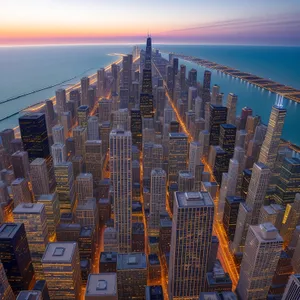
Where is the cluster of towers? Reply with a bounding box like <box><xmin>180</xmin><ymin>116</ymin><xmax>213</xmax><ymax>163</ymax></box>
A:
<box><xmin>0</xmin><ymin>36</ymin><xmax>299</xmax><ymax>300</ymax></box>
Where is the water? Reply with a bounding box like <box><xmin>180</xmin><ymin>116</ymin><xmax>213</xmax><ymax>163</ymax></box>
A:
<box><xmin>0</xmin><ymin>44</ymin><xmax>299</xmax><ymax>145</ymax></box>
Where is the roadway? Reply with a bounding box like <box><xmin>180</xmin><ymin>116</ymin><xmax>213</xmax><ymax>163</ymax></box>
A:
<box><xmin>152</xmin><ymin>61</ymin><xmax>239</xmax><ymax>289</ymax></box>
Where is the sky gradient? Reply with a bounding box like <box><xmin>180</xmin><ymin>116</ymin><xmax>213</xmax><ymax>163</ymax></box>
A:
<box><xmin>1</xmin><ymin>0</ymin><xmax>300</xmax><ymax>46</ymax></box>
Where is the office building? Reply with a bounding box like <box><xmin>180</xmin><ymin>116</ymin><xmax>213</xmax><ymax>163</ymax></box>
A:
<box><xmin>226</xmin><ymin>93</ymin><xmax>238</xmax><ymax>125</ymax></box>
<box><xmin>30</xmin><ymin>158</ymin><xmax>50</xmax><ymax>198</ymax></box>
<box><xmin>131</xmin><ymin>109</ymin><xmax>143</xmax><ymax>149</ymax></box>
<box><xmin>149</xmin><ymin>169</ymin><xmax>166</xmax><ymax>235</ymax></box>
<box><xmin>81</xmin><ymin>76</ymin><xmax>90</xmax><ymax>106</ymax></box>
<box><xmin>209</xmin><ymin>105</ymin><xmax>228</xmax><ymax>145</ymax></box>
<box><xmin>73</xmin><ymin>126</ymin><xmax>87</xmax><ymax>156</ymax></box>
<box><xmin>76</xmin><ymin>173</ymin><xmax>93</xmax><ymax>205</ymax></box>
<box><xmin>168</xmin><ymin>133</ymin><xmax>188</xmax><ymax>183</ymax></box>
<box><xmin>117</xmin><ymin>253</ymin><xmax>147</xmax><ymax>300</ymax></box>
<box><xmin>51</xmin><ymin>143</ymin><xmax>66</xmax><ymax>166</ymax></box>
<box><xmin>11</xmin><ymin>151</ymin><xmax>30</xmax><ymax>179</ymax></box>
<box><xmin>19</xmin><ymin>113</ymin><xmax>50</xmax><ymax>161</ymax></box>
<box><xmin>282</xmin><ymin>274</ymin><xmax>300</xmax><ymax>300</ymax></box>
<box><xmin>0</xmin><ymin>262</ymin><xmax>14</xmax><ymax>299</ymax></box>
<box><xmin>188</xmin><ymin>68</ymin><xmax>197</xmax><ymax>87</ymax></box>
<box><xmin>142</xmin><ymin>68</ymin><xmax>153</xmax><ymax>95</ymax></box>
<box><xmin>119</xmin><ymin>87</ymin><xmax>129</xmax><ymax>109</ymax></box>
<box><xmin>258</xmin><ymin>204</ymin><xmax>284</xmax><ymax>229</ymax></box>
<box><xmin>199</xmin><ymin>130</ymin><xmax>210</xmax><ymax>160</ymax></box>
<box><xmin>17</xmin><ymin>291</ymin><xmax>42</xmax><ymax>300</ymax></box>
<box><xmin>104</xmin><ymin>227</ymin><xmax>118</xmax><ymax>252</ymax></box>
<box><xmin>188</xmin><ymin>87</ymin><xmax>197</xmax><ymax>111</ymax></box>
<box><xmin>259</xmin><ymin>105</ymin><xmax>287</xmax><ymax>170</ymax></box>
<box><xmin>146</xmin><ymin>286</ymin><xmax>164</xmax><ymax>300</ymax></box>
<box><xmin>178</xmin><ymin>171</ymin><xmax>194</xmax><ymax>192</ymax></box>
<box><xmin>97</xmin><ymin>68</ymin><xmax>106</xmax><ymax>97</ymax></box>
<box><xmin>236</xmin><ymin>223</ymin><xmax>283</xmax><ymax>300</ymax></box>
<box><xmin>54</xmin><ymin>162</ymin><xmax>75</xmax><ymax>213</ymax></box>
<box><xmin>85</xmin><ymin>273</ymin><xmax>117</xmax><ymax>300</ymax></box>
<box><xmin>122</xmin><ymin>54</ymin><xmax>133</xmax><ymax>89</ymax></box>
<box><xmin>100</xmin><ymin>252</ymin><xmax>117</xmax><ymax>273</ymax></box>
<box><xmin>13</xmin><ymin>203</ymin><xmax>49</xmax><ymax>280</ymax></box>
<box><xmin>0</xmin><ymin>129</ymin><xmax>15</xmax><ymax>154</ymax></box>
<box><xmin>85</xmin><ymin>140</ymin><xmax>102</xmax><ymax>183</ymax></box>
<box><xmin>77</xmin><ymin>105</ymin><xmax>89</xmax><ymax>127</ymax></box>
<box><xmin>42</xmin><ymin>242</ymin><xmax>82</xmax><ymax>299</ymax></box>
<box><xmin>148</xmin><ymin>254</ymin><xmax>161</xmax><ymax>282</ymax></box>
<box><xmin>37</xmin><ymin>193</ymin><xmax>60</xmax><ymax>239</ymax></box>
<box><xmin>219</xmin><ymin>123</ymin><xmax>236</xmax><ymax>158</ymax></box>
<box><xmin>188</xmin><ymin>141</ymin><xmax>201</xmax><ymax>176</ymax></box>
<box><xmin>61</xmin><ymin>111</ymin><xmax>71</xmax><ymax>139</ymax></box>
<box><xmin>11</xmin><ymin>178</ymin><xmax>32</xmax><ymax>206</ymax></box>
<box><xmin>168</xmin><ymin>192</ymin><xmax>214</xmax><ymax>299</ymax></box>
<box><xmin>52</xmin><ymin>125</ymin><xmax>65</xmax><ymax>144</ymax></box>
<box><xmin>10</xmin><ymin>138</ymin><xmax>23</xmax><ymax>153</ymax></box>
<box><xmin>87</xmin><ymin>116</ymin><xmax>99</xmax><ymax>140</ymax></box>
<box><xmin>99</xmin><ymin>121</ymin><xmax>111</xmax><ymax>154</ymax></box>
<box><xmin>110</xmin><ymin>129</ymin><xmax>132</xmax><ymax>253</ymax></box>
<box><xmin>32</xmin><ymin>280</ymin><xmax>50</xmax><ymax>300</ymax></box>
<box><xmin>132</xmin><ymin>222</ymin><xmax>145</xmax><ymax>252</ymax></box>
<box><xmin>99</xmin><ymin>98</ymin><xmax>112</xmax><ymax>123</ymax></box>
<box><xmin>112</xmin><ymin>108</ymin><xmax>129</xmax><ymax>130</ymax></box>
<box><xmin>0</xmin><ymin>223</ymin><xmax>34</xmax><ymax>295</ymax></box>
<box><xmin>55</xmin><ymin>89</ymin><xmax>67</xmax><ymax>116</ymax></box>
<box><xmin>140</xmin><ymin>93</ymin><xmax>154</xmax><ymax>118</ymax></box>
<box><xmin>275</xmin><ymin>157</ymin><xmax>300</xmax><ymax>206</ymax></box>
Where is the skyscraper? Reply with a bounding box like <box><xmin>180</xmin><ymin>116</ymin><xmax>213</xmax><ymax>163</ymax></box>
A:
<box><xmin>219</xmin><ymin>123</ymin><xmax>236</xmax><ymax>158</ymax></box>
<box><xmin>180</xmin><ymin>64</ymin><xmax>186</xmax><ymax>91</ymax></box>
<box><xmin>130</xmin><ymin>109</ymin><xmax>142</xmax><ymax>149</ymax></box>
<box><xmin>99</xmin><ymin>98</ymin><xmax>112</xmax><ymax>123</ymax></box>
<box><xmin>0</xmin><ymin>223</ymin><xmax>34</xmax><ymax>295</ymax></box>
<box><xmin>112</xmin><ymin>108</ymin><xmax>129</xmax><ymax>130</ymax></box>
<box><xmin>168</xmin><ymin>133</ymin><xmax>188</xmax><ymax>184</ymax></box>
<box><xmin>259</xmin><ymin>105</ymin><xmax>287</xmax><ymax>170</ymax></box>
<box><xmin>140</xmin><ymin>93</ymin><xmax>154</xmax><ymax>118</ymax></box>
<box><xmin>81</xmin><ymin>76</ymin><xmax>90</xmax><ymax>106</ymax></box>
<box><xmin>11</xmin><ymin>150</ymin><xmax>30</xmax><ymax>179</ymax></box>
<box><xmin>282</xmin><ymin>274</ymin><xmax>300</xmax><ymax>300</ymax></box>
<box><xmin>145</xmin><ymin>36</ymin><xmax>152</xmax><ymax>70</ymax></box>
<box><xmin>142</xmin><ymin>69</ymin><xmax>153</xmax><ymax>95</ymax></box>
<box><xmin>30</xmin><ymin>158</ymin><xmax>50</xmax><ymax>198</ymax></box>
<box><xmin>55</xmin><ymin>89</ymin><xmax>67</xmax><ymax>116</ymax></box>
<box><xmin>19</xmin><ymin>113</ymin><xmax>50</xmax><ymax>161</ymax></box>
<box><xmin>76</xmin><ymin>173</ymin><xmax>93</xmax><ymax>206</ymax></box>
<box><xmin>168</xmin><ymin>192</ymin><xmax>214</xmax><ymax>299</ymax></box>
<box><xmin>188</xmin><ymin>68</ymin><xmax>197</xmax><ymax>87</ymax></box>
<box><xmin>149</xmin><ymin>168</ymin><xmax>166</xmax><ymax>236</ymax></box>
<box><xmin>110</xmin><ymin>129</ymin><xmax>132</xmax><ymax>253</ymax></box>
<box><xmin>77</xmin><ymin>105</ymin><xmax>89</xmax><ymax>128</ymax></box>
<box><xmin>226</xmin><ymin>93</ymin><xmax>238</xmax><ymax>125</ymax></box>
<box><xmin>87</xmin><ymin>116</ymin><xmax>100</xmax><ymax>140</ymax></box>
<box><xmin>52</xmin><ymin>125</ymin><xmax>65</xmax><ymax>144</ymax></box>
<box><xmin>13</xmin><ymin>203</ymin><xmax>49</xmax><ymax>280</ymax></box>
<box><xmin>97</xmin><ymin>68</ymin><xmax>106</xmax><ymax>97</ymax></box>
<box><xmin>42</xmin><ymin>242</ymin><xmax>82</xmax><ymax>299</ymax></box>
<box><xmin>54</xmin><ymin>162</ymin><xmax>75</xmax><ymax>213</ymax></box>
<box><xmin>51</xmin><ymin>143</ymin><xmax>66</xmax><ymax>166</ymax></box>
<box><xmin>178</xmin><ymin>171</ymin><xmax>194</xmax><ymax>192</ymax></box>
<box><xmin>11</xmin><ymin>178</ymin><xmax>32</xmax><ymax>206</ymax></box>
<box><xmin>0</xmin><ymin>129</ymin><xmax>15</xmax><ymax>154</ymax></box>
<box><xmin>85</xmin><ymin>140</ymin><xmax>102</xmax><ymax>183</ymax></box>
<box><xmin>236</xmin><ymin>223</ymin><xmax>283</xmax><ymax>300</ymax></box>
<box><xmin>188</xmin><ymin>141</ymin><xmax>201</xmax><ymax>176</ymax></box>
<box><xmin>73</xmin><ymin>126</ymin><xmax>88</xmax><ymax>156</ymax></box>
<box><xmin>122</xmin><ymin>54</ymin><xmax>133</xmax><ymax>90</ymax></box>
<box><xmin>209</xmin><ymin>105</ymin><xmax>228</xmax><ymax>145</ymax></box>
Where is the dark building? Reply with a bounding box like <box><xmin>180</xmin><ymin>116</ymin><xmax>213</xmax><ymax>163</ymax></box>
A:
<box><xmin>208</xmin><ymin>236</ymin><xmax>219</xmax><ymax>272</ymax></box>
<box><xmin>166</xmin><ymin>65</ymin><xmax>174</xmax><ymax>91</ymax></box>
<box><xmin>145</xmin><ymin>36</ymin><xmax>152</xmax><ymax>70</ymax></box>
<box><xmin>168</xmin><ymin>183</ymin><xmax>178</xmax><ymax>213</ymax></box>
<box><xmin>140</xmin><ymin>93</ymin><xmax>154</xmax><ymax>118</ymax></box>
<box><xmin>159</xmin><ymin>219</ymin><xmax>172</xmax><ymax>254</ymax></box>
<box><xmin>219</xmin><ymin>124</ymin><xmax>236</xmax><ymax>159</ymax></box>
<box><xmin>80</xmin><ymin>259</ymin><xmax>90</xmax><ymax>286</ymax></box>
<box><xmin>188</xmin><ymin>68</ymin><xmax>197</xmax><ymax>87</ymax></box>
<box><xmin>132</xmin><ymin>222</ymin><xmax>145</xmax><ymax>252</ymax></box>
<box><xmin>169</xmin><ymin>121</ymin><xmax>180</xmax><ymax>133</ymax></box>
<box><xmin>213</xmin><ymin>146</ymin><xmax>229</xmax><ymax>184</ymax></box>
<box><xmin>142</xmin><ymin>69</ymin><xmax>153</xmax><ymax>95</ymax></box>
<box><xmin>206</xmin><ymin>261</ymin><xmax>232</xmax><ymax>293</ymax></box>
<box><xmin>70</xmin><ymin>89</ymin><xmax>81</xmax><ymax>105</ymax></box>
<box><xmin>203</xmin><ymin>70</ymin><xmax>212</xmax><ymax>91</ymax></box>
<box><xmin>97</xmin><ymin>198</ymin><xmax>111</xmax><ymax>225</ymax></box>
<box><xmin>131</xmin><ymin>109</ymin><xmax>143</xmax><ymax>150</ymax></box>
<box><xmin>19</xmin><ymin>113</ymin><xmax>50</xmax><ymax>161</ymax></box>
<box><xmin>98</xmin><ymin>178</ymin><xmax>110</xmax><ymax>199</ymax></box>
<box><xmin>99</xmin><ymin>252</ymin><xmax>118</xmax><ymax>273</ymax></box>
<box><xmin>78</xmin><ymin>226</ymin><xmax>95</xmax><ymax>263</ymax></box>
<box><xmin>172</xmin><ymin>58</ymin><xmax>179</xmax><ymax>75</ymax></box>
<box><xmin>145</xmin><ymin>285</ymin><xmax>164</xmax><ymax>300</ymax></box>
<box><xmin>148</xmin><ymin>254</ymin><xmax>161</xmax><ymax>282</ymax></box>
<box><xmin>269</xmin><ymin>250</ymin><xmax>293</xmax><ymax>296</ymax></box>
<box><xmin>33</xmin><ymin>280</ymin><xmax>50</xmax><ymax>300</ymax></box>
<box><xmin>240</xmin><ymin>106</ymin><xmax>253</xmax><ymax>129</ymax></box>
<box><xmin>0</xmin><ymin>223</ymin><xmax>34</xmax><ymax>295</ymax></box>
<box><xmin>275</xmin><ymin>157</ymin><xmax>300</xmax><ymax>206</ymax></box>
<box><xmin>11</xmin><ymin>151</ymin><xmax>30</xmax><ymax>179</ymax></box>
<box><xmin>241</xmin><ymin>169</ymin><xmax>252</xmax><ymax>200</ymax></box>
<box><xmin>223</xmin><ymin>196</ymin><xmax>245</xmax><ymax>241</ymax></box>
<box><xmin>10</xmin><ymin>138</ymin><xmax>23</xmax><ymax>153</ymax></box>
<box><xmin>122</xmin><ymin>54</ymin><xmax>133</xmax><ymax>90</ymax></box>
<box><xmin>209</xmin><ymin>105</ymin><xmax>228</xmax><ymax>146</ymax></box>
<box><xmin>180</xmin><ymin>64</ymin><xmax>186</xmax><ymax>91</ymax></box>
<box><xmin>66</xmin><ymin>137</ymin><xmax>75</xmax><ymax>155</ymax></box>
<box><xmin>88</xmin><ymin>86</ymin><xmax>96</xmax><ymax>108</ymax></box>
<box><xmin>56</xmin><ymin>223</ymin><xmax>81</xmax><ymax>242</ymax></box>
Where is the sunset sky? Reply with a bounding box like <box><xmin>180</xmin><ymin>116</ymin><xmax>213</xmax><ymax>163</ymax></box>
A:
<box><xmin>1</xmin><ymin>0</ymin><xmax>300</xmax><ymax>45</ymax></box>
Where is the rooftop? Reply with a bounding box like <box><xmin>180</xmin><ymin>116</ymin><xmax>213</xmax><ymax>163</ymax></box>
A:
<box><xmin>13</xmin><ymin>203</ymin><xmax>44</xmax><ymax>214</ymax></box>
<box><xmin>176</xmin><ymin>191</ymin><xmax>214</xmax><ymax>208</ymax></box>
<box><xmin>254</xmin><ymin>223</ymin><xmax>283</xmax><ymax>242</ymax></box>
<box><xmin>0</xmin><ymin>223</ymin><xmax>22</xmax><ymax>239</ymax></box>
<box><xmin>42</xmin><ymin>242</ymin><xmax>77</xmax><ymax>263</ymax></box>
<box><xmin>145</xmin><ymin>285</ymin><xmax>164</xmax><ymax>300</ymax></box>
<box><xmin>169</xmin><ymin>132</ymin><xmax>188</xmax><ymax>139</ymax></box>
<box><xmin>160</xmin><ymin>219</ymin><xmax>172</xmax><ymax>228</ymax></box>
<box><xmin>19</xmin><ymin>113</ymin><xmax>44</xmax><ymax>120</ymax></box>
<box><xmin>86</xmin><ymin>273</ymin><xmax>117</xmax><ymax>297</ymax></box>
<box><xmin>117</xmin><ymin>253</ymin><xmax>147</xmax><ymax>270</ymax></box>
<box><xmin>17</xmin><ymin>291</ymin><xmax>42</xmax><ymax>300</ymax></box>
<box><xmin>148</xmin><ymin>254</ymin><xmax>160</xmax><ymax>265</ymax></box>
<box><xmin>80</xmin><ymin>226</ymin><xmax>93</xmax><ymax>237</ymax></box>
<box><xmin>37</xmin><ymin>193</ymin><xmax>56</xmax><ymax>202</ymax></box>
<box><xmin>100</xmin><ymin>252</ymin><xmax>118</xmax><ymax>263</ymax></box>
<box><xmin>12</xmin><ymin>178</ymin><xmax>26</xmax><ymax>185</ymax></box>
<box><xmin>132</xmin><ymin>222</ymin><xmax>144</xmax><ymax>234</ymax></box>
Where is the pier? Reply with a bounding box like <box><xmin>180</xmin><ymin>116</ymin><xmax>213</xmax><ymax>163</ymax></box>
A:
<box><xmin>163</xmin><ymin>51</ymin><xmax>300</xmax><ymax>104</ymax></box>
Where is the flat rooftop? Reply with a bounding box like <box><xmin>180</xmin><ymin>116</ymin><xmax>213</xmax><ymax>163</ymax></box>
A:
<box><xmin>169</xmin><ymin>132</ymin><xmax>188</xmax><ymax>139</ymax></box>
<box><xmin>0</xmin><ymin>223</ymin><xmax>22</xmax><ymax>239</ymax></box>
<box><xmin>13</xmin><ymin>203</ymin><xmax>44</xmax><ymax>214</ymax></box>
<box><xmin>37</xmin><ymin>194</ymin><xmax>56</xmax><ymax>202</ymax></box>
<box><xmin>100</xmin><ymin>252</ymin><xmax>118</xmax><ymax>263</ymax></box>
<box><xmin>17</xmin><ymin>291</ymin><xmax>42</xmax><ymax>300</ymax></box>
<box><xmin>12</xmin><ymin>178</ymin><xmax>26</xmax><ymax>185</ymax></box>
<box><xmin>42</xmin><ymin>242</ymin><xmax>77</xmax><ymax>263</ymax></box>
<box><xmin>86</xmin><ymin>273</ymin><xmax>117</xmax><ymax>297</ymax></box>
<box><xmin>117</xmin><ymin>253</ymin><xmax>147</xmax><ymax>270</ymax></box>
<box><xmin>175</xmin><ymin>192</ymin><xmax>214</xmax><ymax>208</ymax></box>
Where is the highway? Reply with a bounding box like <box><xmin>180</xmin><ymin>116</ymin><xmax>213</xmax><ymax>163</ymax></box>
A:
<box><xmin>152</xmin><ymin>61</ymin><xmax>240</xmax><ymax>289</ymax></box>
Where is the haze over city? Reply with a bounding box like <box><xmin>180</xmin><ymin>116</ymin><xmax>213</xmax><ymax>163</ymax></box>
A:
<box><xmin>1</xmin><ymin>0</ymin><xmax>300</xmax><ymax>45</ymax></box>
